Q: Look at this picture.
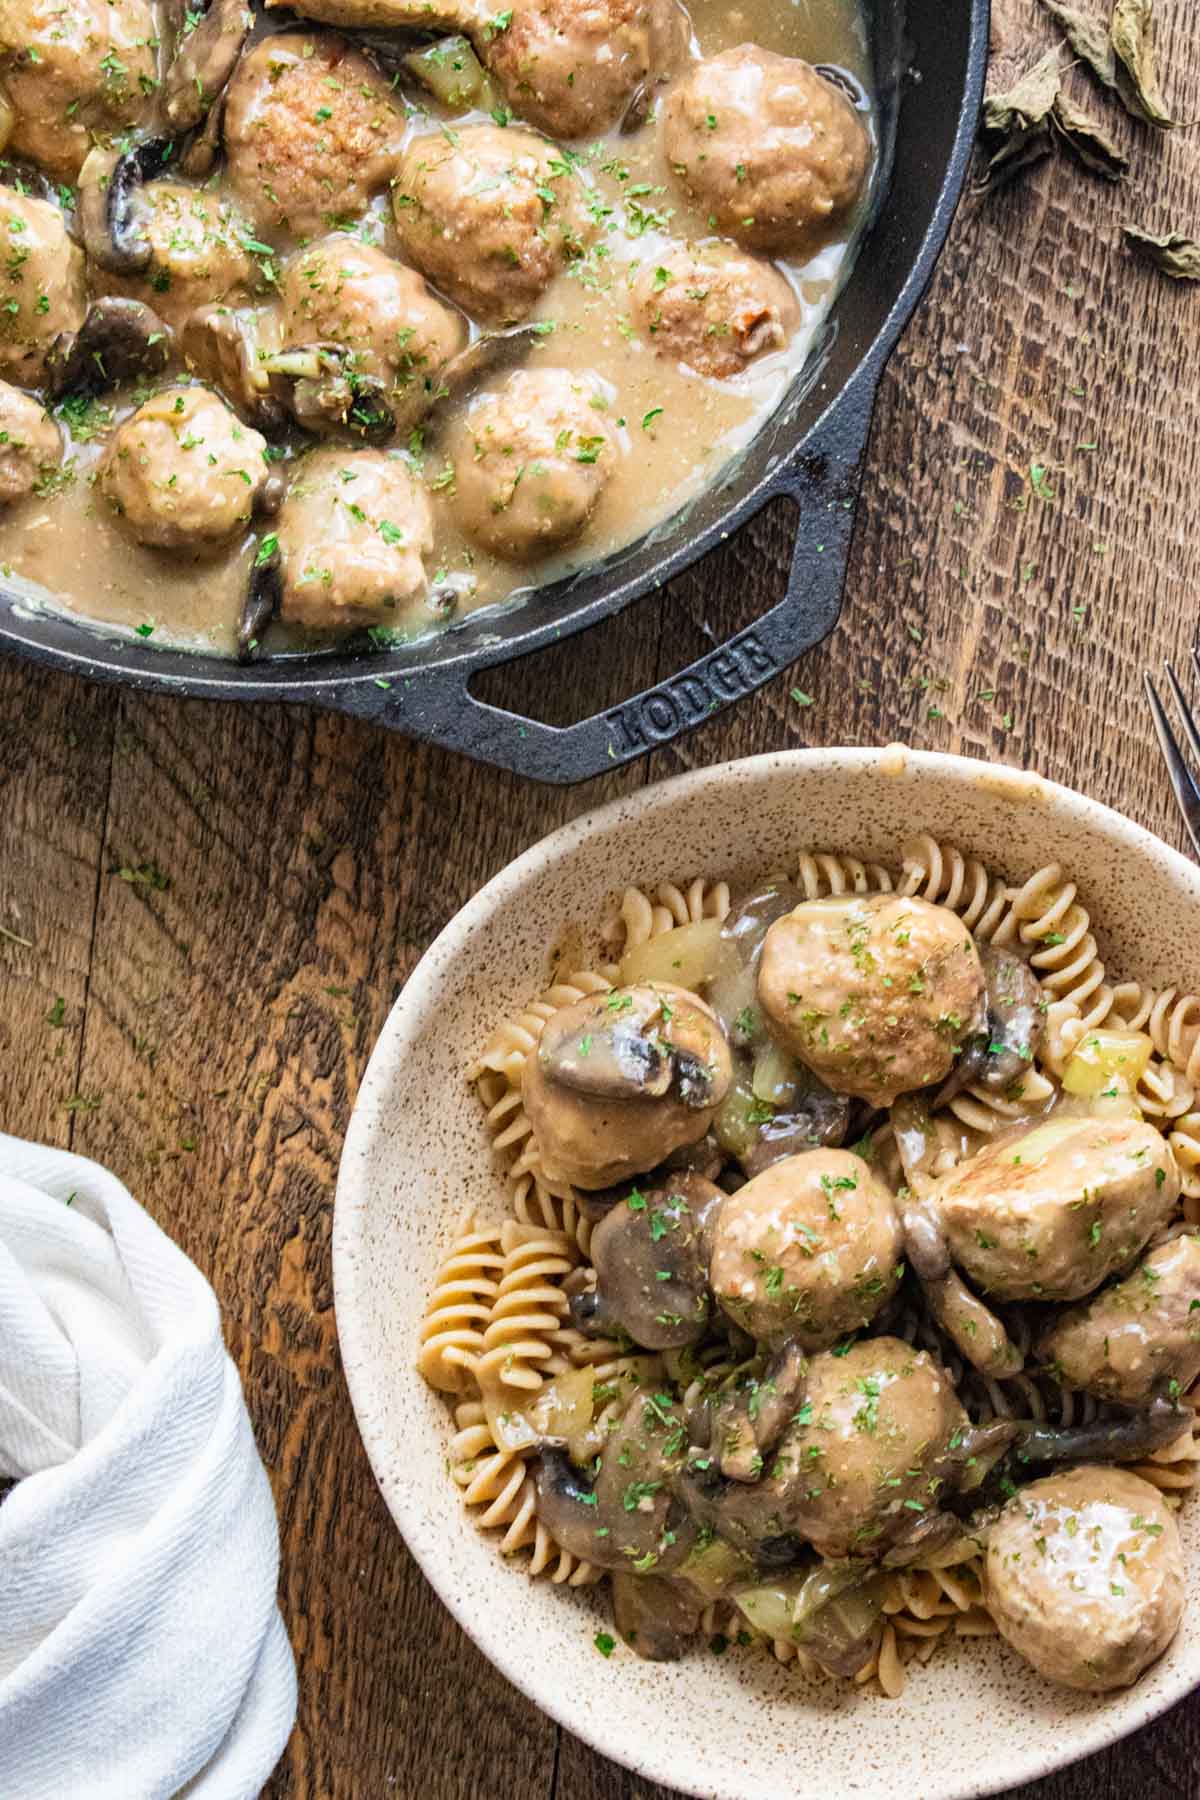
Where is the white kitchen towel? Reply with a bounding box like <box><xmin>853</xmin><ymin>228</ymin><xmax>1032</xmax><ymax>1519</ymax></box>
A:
<box><xmin>0</xmin><ymin>1132</ymin><xmax>297</xmax><ymax>1800</ymax></box>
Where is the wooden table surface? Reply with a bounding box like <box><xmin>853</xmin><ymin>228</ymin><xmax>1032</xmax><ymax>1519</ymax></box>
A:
<box><xmin>3</xmin><ymin>1</ymin><xmax>1200</xmax><ymax>1794</ymax></box>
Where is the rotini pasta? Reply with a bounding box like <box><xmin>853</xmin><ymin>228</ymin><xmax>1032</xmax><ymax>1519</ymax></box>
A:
<box><xmin>427</xmin><ymin>831</ymin><xmax>1200</xmax><ymax>1701</ymax></box>
<box><xmin>417</xmin><ymin>1219</ymin><xmax>506</xmax><ymax>1394</ymax></box>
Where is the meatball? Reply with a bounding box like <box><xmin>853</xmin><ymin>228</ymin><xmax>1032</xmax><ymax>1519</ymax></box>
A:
<box><xmin>986</xmin><ymin>1468</ymin><xmax>1184</xmax><ymax>1691</ymax></box>
<box><xmin>709</xmin><ymin>1149</ymin><xmax>901</xmax><ymax>1349</ymax></box>
<box><xmin>0</xmin><ymin>0</ymin><xmax>156</xmax><ymax>182</ymax></box>
<box><xmin>451</xmin><ymin>366</ymin><xmax>619</xmax><ymax>560</ymax></box>
<box><xmin>275</xmin><ymin>447</ymin><xmax>435</xmax><ymax>632</ymax></box>
<box><xmin>929</xmin><ymin>1116</ymin><xmax>1180</xmax><ymax>1304</ymax></box>
<box><xmin>662</xmin><ymin>46</ymin><xmax>870</xmax><ymax>256</ymax></box>
<box><xmin>223</xmin><ymin>34</ymin><xmax>405</xmax><ymax>238</ymax></box>
<box><xmin>279</xmin><ymin>234</ymin><xmax>465</xmax><ymax>430</ymax></box>
<box><xmin>483</xmin><ymin>0</ymin><xmax>688</xmax><ymax>139</ymax></box>
<box><xmin>522</xmin><ymin>982</ymin><xmax>733</xmax><ymax>1190</ymax></box>
<box><xmin>98</xmin><ymin>386</ymin><xmax>269</xmax><ymax>552</ymax></box>
<box><xmin>575</xmin><ymin>1170</ymin><xmax>724</xmax><ymax>1350</ymax></box>
<box><xmin>722</xmin><ymin>1338</ymin><xmax>968</xmax><ymax>1560</ymax></box>
<box><xmin>1041</xmin><ymin>1230</ymin><xmax>1200</xmax><ymax>1404</ymax></box>
<box><xmin>757</xmin><ymin>894</ymin><xmax>986</xmax><ymax>1108</ymax></box>
<box><xmin>393</xmin><ymin>125</ymin><xmax>585</xmax><ymax>325</ymax></box>
<box><xmin>0</xmin><ymin>381</ymin><xmax>60</xmax><ymax>502</ymax></box>
<box><xmin>0</xmin><ymin>192</ymin><xmax>87</xmax><ymax>386</ymax></box>
<box><xmin>112</xmin><ymin>182</ymin><xmax>258</xmax><ymax>330</ymax></box>
<box><xmin>631</xmin><ymin>243</ymin><xmax>799</xmax><ymax>381</ymax></box>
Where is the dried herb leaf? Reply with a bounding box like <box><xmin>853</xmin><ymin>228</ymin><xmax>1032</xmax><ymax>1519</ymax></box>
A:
<box><xmin>977</xmin><ymin>47</ymin><xmax>1061</xmax><ymax>191</ymax></box>
<box><xmin>1123</xmin><ymin>226</ymin><xmax>1200</xmax><ymax>279</ymax></box>
<box><xmin>1039</xmin><ymin>1</ymin><xmax>1117</xmax><ymax>88</ymax></box>
<box><xmin>1051</xmin><ymin>93</ymin><xmax>1129</xmax><ymax>178</ymax></box>
<box><xmin>976</xmin><ymin>120</ymin><xmax>1056</xmax><ymax>192</ymax></box>
<box><xmin>982</xmin><ymin>46</ymin><xmax>1063</xmax><ymax>137</ymax></box>
<box><xmin>1110</xmin><ymin>0</ymin><xmax>1181</xmax><ymax>127</ymax></box>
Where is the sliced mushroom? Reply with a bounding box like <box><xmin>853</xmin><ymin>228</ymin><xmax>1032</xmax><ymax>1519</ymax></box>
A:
<box><xmin>1013</xmin><ymin>1396</ymin><xmax>1194</xmax><ymax>1471</ymax></box>
<box><xmin>162</xmin><ymin>0</ymin><xmax>253</xmax><ymax>131</ymax></box>
<box><xmin>238</xmin><ymin>545</ymin><xmax>281</xmax><ymax>662</ymax></box>
<box><xmin>76</xmin><ymin>137</ymin><xmax>177</xmax><ymax>275</ymax></box>
<box><xmin>535</xmin><ymin>1389</ymin><xmax>695</xmax><ymax>1575</ymax></box>
<box><xmin>703</xmin><ymin>1341</ymin><xmax>809</xmax><ymax>1483</ymax></box>
<box><xmin>179</xmin><ymin>305</ymin><xmax>288</xmax><ymax>431</ymax></box>
<box><xmin>435</xmin><ymin>322</ymin><xmax>552</xmax><ymax>409</ymax></box>
<box><xmin>568</xmin><ymin>1171</ymin><xmax>723</xmax><ymax>1351</ymax></box>
<box><xmin>900</xmin><ymin>1185</ymin><xmax>1023</xmax><ymax>1379</ymax></box>
<box><xmin>177</xmin><ymin>92</ymin><xmax>227</xmax><ymax>179</ymax></box>
<box><xmin>44</xmin><ymin>298</ymin><xmax>172</xmax><ymax>399</ymax></box>
<box><xmin>937</xmin><ymin>945</ymin><xmax>1045</xmax><ymax>1102</ymax></box>
<box><xmin>262</xmin><ymin>345</ymin><xmax>396</xmax><ymax>444</ymax></box>
<box><xmin>610</xmin><ymin>1570</ymin><xmax>702</xmax><ymax>1661</ymax></box>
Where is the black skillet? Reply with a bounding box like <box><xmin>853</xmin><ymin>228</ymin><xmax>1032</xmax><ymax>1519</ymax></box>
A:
<box><xmin>0</xmin><ymin>0</ymin><xmax>990</xmax><ymax>784</ymax></box>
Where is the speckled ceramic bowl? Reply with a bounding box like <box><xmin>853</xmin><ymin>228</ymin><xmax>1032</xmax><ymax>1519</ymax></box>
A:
<box><xmin>333</xmin><ymin>747</ymin><xmax>1200</xmax><ymax>1800</ymax></box>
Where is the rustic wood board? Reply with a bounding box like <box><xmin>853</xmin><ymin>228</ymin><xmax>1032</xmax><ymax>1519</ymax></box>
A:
<box><xmin>2</xmin><ymin>0</ymin><xmax>1200</xmax><ymax>1793</ymax></box>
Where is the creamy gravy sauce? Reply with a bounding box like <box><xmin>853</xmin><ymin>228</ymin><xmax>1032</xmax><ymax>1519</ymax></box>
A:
<box><xmin>1</xmin><ymin>0</ymin><xmax>872</xmax><ymax>658</ymax></box>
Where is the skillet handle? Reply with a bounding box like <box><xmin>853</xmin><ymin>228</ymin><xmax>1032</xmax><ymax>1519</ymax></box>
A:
<box><xmin>350</xmin><ymin>379</ymin><xmax>876</xmax><ymax>784</ymax></box>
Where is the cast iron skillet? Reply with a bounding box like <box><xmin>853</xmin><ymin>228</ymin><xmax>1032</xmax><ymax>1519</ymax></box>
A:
<box><xmin>0</xmin><ymin>0</ymin><xmax>989</xmax><ymax>784</ymax></box>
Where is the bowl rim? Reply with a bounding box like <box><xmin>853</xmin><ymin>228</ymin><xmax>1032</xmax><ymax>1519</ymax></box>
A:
<box><xmin>332</xmin><ymin>745</ymin><xmax>1200</xmax><ymax>1799</ymax></box>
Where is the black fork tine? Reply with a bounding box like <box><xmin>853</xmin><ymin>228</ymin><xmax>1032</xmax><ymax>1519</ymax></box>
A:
<box><xmin>1165</xmin><ymin>661</ymin><xmax>1200</xmax><ymax>767</ymax></box>
<box><xmin>1144</xmin><ymin>669</ymin><xmax>1200</xmax><ymax>860</ymax></box>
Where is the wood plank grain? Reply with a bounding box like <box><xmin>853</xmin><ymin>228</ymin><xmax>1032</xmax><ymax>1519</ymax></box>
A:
<box><xmin>0</xmin><ymin>662</ymin><xmax>115</xmax><ymax>1147</ymax></box>
<box><xmin>2</xmin><ymin>0</ymin><xmax>1200</xmax><ymax>1794</ymax></box>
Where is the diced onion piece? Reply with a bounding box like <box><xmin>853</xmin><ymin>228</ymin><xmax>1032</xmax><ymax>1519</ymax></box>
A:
<box><xmin>751</xmin><ymin>1041</ymin><xmax>799</xmax><ymax>1107</ymax></box>
<box><xmin>0</xmin><ymin>94</ymin><xmax>12</xmax><ymax>156</ymax></box>
<box><xmin>732</xmin><ymin>1579</ymin><xmax>806</xmax><ymax>1641</ymax></box>
<box><xmin>1061</xmin><ymin>1028</ymin><xmax>1153</xmax><ymax>1098</ymax></box>
<box><xmin>526</xmin><ymin>1366</ymin><xmax>595</xmax><ymax>1464</ymax></box>
<box><xmin>679</xmin><ymin>1535</ymin><xmax>748</xmax><ymax>1602</ymax></box>
<box><xmin>712</xmin><ymin>1070</ymin><xmax>764</xmax><ymax>1161</ymax></box>
<box><xmin>402</xmin><ymin>35</ymin><xmax>499</xmax><ymax>112</ymax></box>
<box><xmin>618</xmin><ymin>917</ymin><xmax>725</xmax><ymax>992</ymax></box>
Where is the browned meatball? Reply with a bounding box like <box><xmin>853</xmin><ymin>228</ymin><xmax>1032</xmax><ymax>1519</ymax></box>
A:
<box><xmin>757</xmin><ymin>894</ymin><xmax>986</xmax><ymax>1108</ymax></box>
<box><xmin>276</xmin><ymin>447</ymin><xmax>435</xmax><ymax>632</ymax></box>
<box><xmin>929</xmin><ymin>1116</ymin><xmax>1180</xmax><ymax>1304</ymax></box>
<box><xmin>112</xmin><ymin>182</ymin><xmax>258</xmax><ymax>330</ymax></box>
<box><xmin>451</xmin><ymin>366</ymin><xmax>619</xmax><ymax>560</ymax></box>
<box><xmin>98</xmin><ymin>386</ymin><xmax>269</xmax><ymax>552</ymax></box>
<box><xmin>663</xmin><ymin>46</ymin><xmax>870</xmax><ymax>256</ymax></box>
<box><xmin>483</xmin><ymin>0</ymin><xmax>688</xmax><ymax>139</ymax></box>
<box><xmin>0</xmin><ymin>0</ymin><xmax>157</xmax><ymax>182</ymax></box>
<box><xmin>393</xmin><ymin>125</ymin><xmax>585</xmax><ymax>325</ymax></box>
<box><xmin>764</xmin><ymin>1338</ymin><xmax>967</xmax><ymax>1559</ymax></box>
<box><xmin>279</xmin><ymin>234</ymin><xmax>465</xmax><ymax>429</ymax></box>
<box><xmin>630</xmin><ymin>242</ymin><xmax>799</xmax><ymax>380</ymax></box>
<box><xmin>223</xmin><ymin>33</ymin><xmax>405</xmax><ymax>238</ymax></box>
<box><xmin>0</xmin><ymin>381</ymin><xmax>60</xmax><ymax>502</ymax></box>
<box><xmin>986</xmin><ymin>1468</ymin><xmax>1184</xmax><ymax>1691</ymax></box>
<box><xmin>0</xmin><ymin>192</ymin><xmax>87</xmax><ymax>386</ymax></box>
<box><xmin>709</xmin><ymin>1149</ymin><xmax>901</xmax><ymax>1349</ymax></box>
<box><xmin>522</xmin><ymin>982</ymin><xmax>732</xmax><ymax>1189</ymax></box>
<box><xmin>1040</xmin><ymin>1230</ymin><xmax>1200</xmax><ymax>1404</ymax></box>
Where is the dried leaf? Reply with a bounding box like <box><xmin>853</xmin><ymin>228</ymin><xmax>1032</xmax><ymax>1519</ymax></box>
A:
<box><xmin>976</xmin><ymin>120</ymin><xmax>1056</xmax><ymax>192</ymax></box>
<box><xmin>981</xmin><ymin>46</ymin><xmax>1063</xmax><ymax>137</ymax></box>
<box><xmin>977</xmin><ymin>47</ymin><xmax>1061</xmax><ymax>191</ymax></box>
<box><xmin>1110</xmin><ymin>0</ymin><xmax>1181</xmax><ymax>127</ymax></box>
<box><xmin>1039</xmin><ymin>1</ymin><xmax>1117</xmax><ymax>88</ymax></box>
<box><xmin>1123</xmin><ymin>226</ymin><xmax>1200</xmax><ymax>279</ymax></box>
<box><xmin>1051</xmin><ymin>93</ymin><xmax>1130</xmax><ymax>178</ymax></box>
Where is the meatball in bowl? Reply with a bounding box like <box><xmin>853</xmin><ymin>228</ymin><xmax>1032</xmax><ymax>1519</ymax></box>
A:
<box><xmin>337</xmin><ymin>746</ymin><xmax>1200</xmax><ymax>1800</ymax></box>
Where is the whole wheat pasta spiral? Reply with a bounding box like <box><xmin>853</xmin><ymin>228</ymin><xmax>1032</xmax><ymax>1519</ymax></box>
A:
<box><xmin>417</xmin><ymin>1219</ymin><xmax>506</xmax><ymax>1394</ymax></box>
<box><xmin>794</xmin><ymin>852</ymin><xmax>893</xmax><ymax>902</ymax></box>
<box><xmin>450</xmin><ymin>1399</ymin><xmax>602</xmax><ymax>1585</ymax></box>
<box><xmin>603</xmin><ymin>878</ymin><xmax>732</xmax><ymax>956</ymax></box>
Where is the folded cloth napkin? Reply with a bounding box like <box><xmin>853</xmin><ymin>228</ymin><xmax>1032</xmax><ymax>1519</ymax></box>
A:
<box><xmin>0</xmin><ymin>1133</ymin><xmax>297</xmax><ymax>1800</ymax></box>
